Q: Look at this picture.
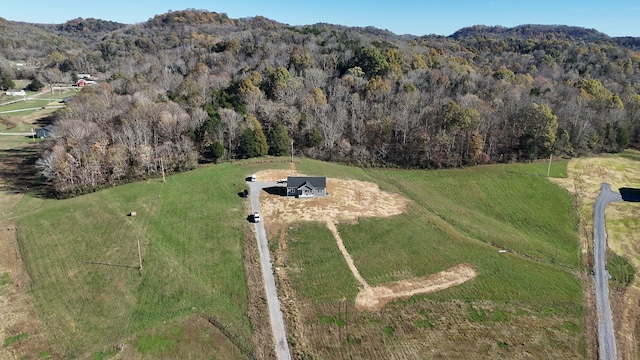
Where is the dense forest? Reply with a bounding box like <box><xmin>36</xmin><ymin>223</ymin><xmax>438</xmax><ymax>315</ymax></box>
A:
<box><xmin>1</xmin><ymin>10</ymin><xmax>639</xmax><ymax>195</ymax></box>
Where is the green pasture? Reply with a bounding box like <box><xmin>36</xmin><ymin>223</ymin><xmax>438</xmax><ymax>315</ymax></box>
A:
<box><xmin>0</xmin><ymin>99</ymin><xmax>49</xmax><ymax>111</ymax></box>
<box><xmin>287</xmin><ymin>223</ymin><xmax>360</xmax><ymax>303</ymax></box>
<box><xmin>9</xmin><ymin>155</ymin><xmax>585</xmax><ymax>358</ymax></box>
<box><xmin>0</xmin><ymin>133</ymin><xmax>36</xmax><ymax>148</ymax></box>
<box><xmin>284</xmin><ymin>158</ymin><xmax>584</xmax><ymax>359</ymax></box>
<box><xmin>0</xmin><ymin>88</ymin><xmax>77</xmax><ymax>117</ymax></box>
<box><xmin>288</xmin><ymin>158</ymin><xmax>582</xmax><ymax>304</ymax></box>
<box><xmin>13</xmin><ymin>162</ymin><xmax>269</xmax><ymax>358</ymax></box>
<box><xmin>258</xmin><ymin>158</ymin><xmax>583</xmax><ymax>305</ymax></box>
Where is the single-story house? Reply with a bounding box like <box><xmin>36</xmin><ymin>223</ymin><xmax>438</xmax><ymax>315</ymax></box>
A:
<box><xmin>5</xmin><ymin>89</ymin><xmax>25</xmax><ymax>96</ymax></box>
<box><xmin>286</xmin><ymin>176</ymin><xmax>327</xmax><ymax>198</ymax></box>
<box><xmin>77</xmin><ymin>73</ymin><xmax>92</xmax><ymax>79</ymax></box>
<box><xmin>35</xmin><ymin>125</ymin><xmax>54</xmax><ymax>139</ymax></box>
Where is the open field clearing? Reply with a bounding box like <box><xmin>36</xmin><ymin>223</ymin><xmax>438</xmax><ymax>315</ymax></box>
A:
<box><xmin>8</xmin><ymin>160</ymin><xmax>292</xmax><ymax>358</ymax></box>
<box><xmin>552</xmin><ymin>150</ymin><xmax>640</xmax><ymax>359</ymax></box>
<box><xmin>0</xmin><ymin>88</ymin><xmax>77</xmax><ymax>117</ymax></box>
<box><xmin>258</xmin><ymin>159</ymin><xmax>587</xmax><ymax>359</ymax></box>
<box><xmin>1</xmin><ymin>151</ymin><xmax>625</xmax><ymax>358</ymax></box>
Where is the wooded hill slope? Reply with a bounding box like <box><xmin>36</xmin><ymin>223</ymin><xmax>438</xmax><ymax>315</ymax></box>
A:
<box><xmin>1</xmin><ymin>10</ymin><xmax>639</xmax><ymax>195</ymax></box>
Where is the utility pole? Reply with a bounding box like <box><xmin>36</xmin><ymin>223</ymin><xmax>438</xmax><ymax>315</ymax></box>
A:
<box><xmin>290</xmin><ymin>139</ymin><xmax>294</xmax><ymax>163</ymax></box>
<box><xmin>547</xmin><ymin>153</ymin><xmax>553</xmax><ymax>177</ymax></box>
<box><xmin>137</xmin><ymin>237</ymin><xmax>143</xmax><ymax>271</ymax></box>
<box><xmin>160</xmin><ymin>157</ymin><xmax>166</xmax><ymax>182</ymax></box>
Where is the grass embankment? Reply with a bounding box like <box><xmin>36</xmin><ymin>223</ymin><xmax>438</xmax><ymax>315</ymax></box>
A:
<box><xmin>287</xmin><ymin>159</ymin><xmax>584</xmax><ymax>359</ymax></box>
<box><xmin>13</xmin><ymin>162</ymin><xmax>273</xmax><ymax>358</ymax></box>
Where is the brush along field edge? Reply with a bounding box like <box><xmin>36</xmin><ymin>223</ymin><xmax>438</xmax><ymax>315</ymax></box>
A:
<box><xmin>256</xmin><ymin>169</ymin><xmax>477</xmax><ymax>311</ymax></box>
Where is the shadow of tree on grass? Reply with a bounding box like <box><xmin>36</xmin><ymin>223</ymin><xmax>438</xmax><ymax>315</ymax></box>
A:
<box><xmin>0</xmin><ymin>143</ymin><xmax>48</xmax><ymax>197</ymax></box>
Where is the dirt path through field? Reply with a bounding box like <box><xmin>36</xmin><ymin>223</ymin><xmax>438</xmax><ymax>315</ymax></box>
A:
<box><xmin>326</xmin><ymin>221</ymin><xmax>369</xmax><ymax>288</ymax></box>
<box><xmin>355</xmin><ymin>263</ymin><xmax>478</xmax><ymax>311</ymax></box>
<box><xmin>325</xmin><ymin>220</ymin><xmax>477</xmax><ymax>310</ymax></box>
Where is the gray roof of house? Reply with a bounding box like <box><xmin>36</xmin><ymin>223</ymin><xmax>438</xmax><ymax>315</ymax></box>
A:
<box><xmin>287</xmin><ymin>176</ymin><xmax>326</xmax><ymax>189</ymax></box>
<box><xmin>35</xmin><ymin>127</ymin><xmax>53</xmax><ymax>136</ymax></box>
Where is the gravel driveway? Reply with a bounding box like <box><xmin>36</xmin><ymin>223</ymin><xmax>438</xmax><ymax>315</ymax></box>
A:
<box><xmin>593</xmin><ymin>182</ymin><xmax>622</xmax><ymax>360</ymax></box>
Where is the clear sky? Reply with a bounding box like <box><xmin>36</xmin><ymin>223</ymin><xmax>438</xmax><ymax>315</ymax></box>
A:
<box><xmin>1</xmin><ymin>0</ymin><xmax>639</xmax><ymax>37</ymax></box>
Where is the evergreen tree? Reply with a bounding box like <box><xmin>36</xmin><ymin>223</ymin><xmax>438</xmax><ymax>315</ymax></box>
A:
<box><xmin>26</xmin><ymin>78</ymin><xmax>44</xmax><ymax>92</ymax></box>
<box><xmin>268</xmin><ymin>122</ymin><xmax>291</xmax><ymax>156</ymax></box>
<box><xmin>238</xmin><ymin>128</ymin><xmax>258</xmax><ymax>159</ymax></box>
<box><xmin>0</xmin><ymin>70</ymin><xmax>15</xmax><ymax>91</ymax></box>
<box><xmin>248</xmin><ymin>115</ymin><xmax>268</xmax><ymax>156</ymax></box>
<box><xmin>238</xmin><ymin>115</ymin><xmax>269</xmax><ymax>159</ymax></box>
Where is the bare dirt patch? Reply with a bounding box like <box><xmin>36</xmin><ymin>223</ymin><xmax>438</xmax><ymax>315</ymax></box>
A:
<box><xmin>355</xmin><ymin>263</ymin><xmax>478</xmax><ymax>311</ymax></box>
<box><xmin>257</xmin><ymin>169</ymin><xmax>409</xmax><ymax>226</ymax></box>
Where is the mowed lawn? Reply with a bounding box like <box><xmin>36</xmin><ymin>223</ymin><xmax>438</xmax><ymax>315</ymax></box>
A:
<box><xmin>287</xmin><ymin>159</ymin><xmax>584</xmax><ymax>358</ymax></box>
<box><xmin>12</xmin><ymin>161</ymin><xmax>281</xmax><ymax>358</ymax></box>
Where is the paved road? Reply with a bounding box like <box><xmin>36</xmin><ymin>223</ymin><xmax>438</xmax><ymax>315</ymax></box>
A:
<box><xmin>0</xmin><ymin>132</ymin><xmax>35</xmax><ymax>136</ymax></box>
<box><xmin>594</xmin><ymin>183</ymin><xmax>622</xmax><ymax>360</ymax></box>
<box><xmin>248</xmin><ymin>180</ymin><xmax>291</xmax><ymax>360</ymax></box>
<box><xmin>0</xmin><ymin>105</ymin><xmax>65</xmax><ymax>114</ymax></box>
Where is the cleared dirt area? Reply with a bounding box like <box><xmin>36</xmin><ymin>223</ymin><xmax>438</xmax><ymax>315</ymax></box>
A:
<box><xmin>256</xmin><ymin>168</ymin><xmax>477</xmax><ymax>311</ymax></box>
<box><xmin>354</xmin><ymin>263</ymin><xmax>478</xmax><ymax>311</ymax></box>
<box><xmin>257</xmin><ymin>169</ymin><xmax>409</xmax><ymax>223</ymax></box>
<box><xmin>551</xmin><ymin>154</ymin><xmax>640</xmax><ymax>360</ymax></box>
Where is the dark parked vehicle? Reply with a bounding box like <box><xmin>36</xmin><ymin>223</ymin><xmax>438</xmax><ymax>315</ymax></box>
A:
<box><xmin>243</xmin><ymin>189</ymin><xmax>249</xmax><ymax>197</ymax></box>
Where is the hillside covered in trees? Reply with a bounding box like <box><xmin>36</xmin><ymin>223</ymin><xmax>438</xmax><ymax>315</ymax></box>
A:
<box><xmin>1</xmin><ymin>10</ymin><xmax>639</xmax><ymax>195</ymax></box>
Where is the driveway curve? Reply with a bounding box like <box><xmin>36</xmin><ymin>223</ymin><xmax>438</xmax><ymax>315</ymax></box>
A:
<box><xmin>594</xmin><ymin>182</ymin><xmax>622</xmax><ymax>360</ymax></box>
<box><xmin>248</xmin><ymin>180</ymin><xmax>291</xmax><ymax>360</ymax></box>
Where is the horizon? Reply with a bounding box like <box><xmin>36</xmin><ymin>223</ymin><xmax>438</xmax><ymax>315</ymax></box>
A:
<box><xmin>1</xmin><ymin>1</ymin><xmax>639</xmax><ymax>38</ymax></box>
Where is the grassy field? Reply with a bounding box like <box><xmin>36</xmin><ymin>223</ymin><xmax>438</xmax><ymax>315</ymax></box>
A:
<box><xmin>285</xmin><ymin>159</ymin><xmax>586</xmax><ymax>359</ymax></box>
<box><xmin>3</xmin><ymin>153</ymin><xmax>592</xmax><ymax>358</ymax></box>
<box><xmin>11</xmin><ymin>162</ymin><xmax>273</xmax><ymax>358</ymax></box>
<box><xmin>0</xmin><ymin>88</ymin><xmax>77</xmax><ymax>117</ymax></box>
<box><xmin>0</xmin><ymin>133</ymin><xmax>36</xmax><ymax>148</ymax></box>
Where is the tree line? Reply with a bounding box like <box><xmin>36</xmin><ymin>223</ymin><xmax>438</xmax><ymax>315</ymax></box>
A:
<box><xmin>0</xmin><ymin>10</ymin><xmax>638</xmax><ymax>195</ymax></box>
